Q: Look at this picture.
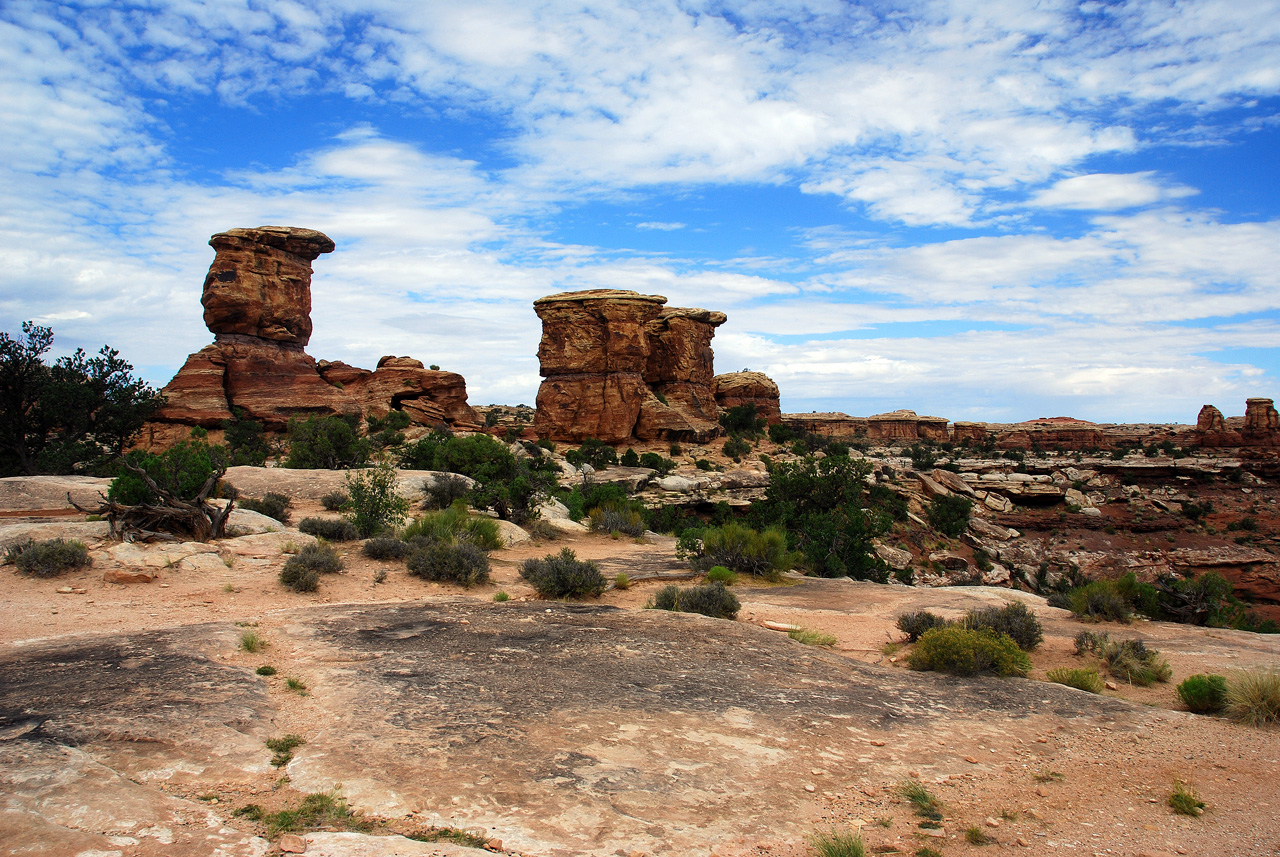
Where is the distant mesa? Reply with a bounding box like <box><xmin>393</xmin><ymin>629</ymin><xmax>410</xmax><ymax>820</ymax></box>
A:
<box><xmin>532</xmin><ymin>289</ymin><xmax>781</xmax><ymax>444</ymax></box>
<box><xmin>140</xmin><ymin>226</ymin><xmax>479</xmax><ymax>449</ymax></box>
<box><xmin>1195</xmin><ymin>398</ymin><xmax>1280</xmax><ymax>449</ymax></box>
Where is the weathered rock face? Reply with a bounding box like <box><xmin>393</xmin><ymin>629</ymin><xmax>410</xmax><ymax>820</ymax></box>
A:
<box><xmin>1195</xmin><ymin>398</ymin><xmax>1279</xmax><ymax>449</ymax></box>
<box><xmin>713</xmin><ymin>372</ymin><xmax>782</xmax><ymax>425</ymax></box>
<box><xmin>782</xmin><ymin>412</ymin><xmax>868</xmax><ymax>438</ymax></box>
<box><xmin>533</xmin><ymin>290</ymin><xmax>746</xmax><ymax>443</ymax></box>
<box><xmin>145</xmin><ymin>227</ymin><xmax>479</xmax><ymax>446</ymax></box>
<box><xmin>867</xmin><ymin>410</ymin><xmax>926</xmax><ymax>442</ymax></box>
<box><xmin>201</xmin><ymin>226</ymin><xmax>334</xmax><ymax>345</ymax></box>
<box><xmin>995</xmin><ymin>419</ymin><xmax>1107</xmax><ymax>452</ymax></box>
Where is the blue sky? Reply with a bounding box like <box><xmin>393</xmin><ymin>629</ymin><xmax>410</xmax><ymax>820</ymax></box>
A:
<box><xmin>3</xmin><ymin>0</ymin><xmax>1279</xmax><ymax>424</ymax></box>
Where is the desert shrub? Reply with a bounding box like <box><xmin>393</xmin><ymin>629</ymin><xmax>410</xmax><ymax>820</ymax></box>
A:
<box><xmin>1154</xmin><ymin>572</ymin><xmax>1242</xmax><ymax>627</ymax></box>
<box><xmin>222</xmin><ymin>409</ymin><xmax>270</xmax><ymax>466</ymax></box>
<box><xmin>280</xmin><ymin>543</ymin><xmax>343</xmax><ymax>591</ymax></box>
<box><xmin>320</xmin><ymin>491</ymin><xmax>349</xmax><ymax>511</ymax></box>
<box><xmin>722</xmin><ymin>435</ymin><xmax>752</xmax><ymax>461</ymax></box>
<box><xmin>563</xmin><ymin>438</ymin><xmax>618</xmax><ymax>470</ymax></box>
<box><xmin>788</xmin><ymin>626</ymin><xmax>837</xmax><ymax>647</ymax></box>
<box><xmin>345</xmin><ymin>461</ymin><xmax>410</xmax><ymax>538</ymax></box>
<box><xmin>298</xmin><ymin>517</ymin><xmax>359</xmax><ymax>541</ymax></box>
<box><xmin>1046</xmin><ymin>667</ymin><xmax>1103</xmax><ymax>693</ymax></box>
<box><xmin>422</xmin><ymin>473</ymin><xmax>471</xmax><ymax>510</ymax></box>
<box><xmin>108</xmin><ymin>439</ymin><xmax>226</xmax><ymax>506</ymax></box>
<box><xmin>720</xmin><ymin>403</ymin><xmax>766</xmax><ymax>437</ymax></box>
<box><xmin>1067</xmin><ymin>580</ymin><xmax>1133</xmax><ymax>622</ymax></box>
<box><xmin>519</xmin><ymin>548</ymin><xmax>606</xmax><ymax>599</ymax></box>
<box><xmin>686</xmin><ymin>521</ymin><xmax>792</xmax><ymax>580</ymax></box>
<box><xmin>896</xmin><ymin>610</ymin><xmax>949</xmax><ymax>643</ymax></box>
<box><xmin>638</xmin><ymin>452</ymin><xmax>676</xmax><ymax>475</ymax></box>
<box><xmin>926</xmin><ymin>494</ymin><xmax>972</xmax><ymax>537</ymax></box>
<box><xmin>1177</xmin><ymin>674</ymin><xmax>1228</xmax><ymax>714</ymax></box>
<box><xmin>1225</xmin><ymin>667</ymin><xmax>1280</xmax><ymax>727</ymax></box>
<box><xmin>283</xmin><ymin>414</ymin><xmax>369</xmax><ymax>469</ymax></box>
<box><xmin>362</xmin><ymin>536</ymin><xmax>409</xmax><ymax>560</ymax></box>
<box><xmin>560</xmin><ymin>482</ymin><xmax>631</xmax><ymax>522</ymax></box>
<box><xmin>621</xmin><ymin>448</ymin><xmax>640</xmax><ymax>467</ymax></box>
<box><xmin>402</xmin><ymin>501</ymin><xmax>502</xmax><ymax>551</ymax></box>
<box><xmin>908</xmin><ymin>626</ymin><xmax>1031</xmax><ymax>677</ymax></box>
<box><xmin>963</xmin><ymin>602</ymin><xmax>1043</xmax><ymax>651</ymax></box>
<box><xmin>526</xmin><ymin>518</ymin><xmax>561</xmax><ymax>541</ymax></box>
<box><xmin>588</xmin><ymin>501</ymin><xmax>646</xmax><ymax>537</ymax></box>
<box><xmin>365</xmin><ymin>409</ymin><xmax>410</xmax><ymax>449</ymax></box>
<box><xmin>1077</xmin><ymin>634</ymin><xmax>1171</xmax><ymax>686</ymax></box>
<box><xmin>695</xmin><ymin>458</ymin><xmax>714</xmax><ymax>471</ymax></box>
<box><xmin>13</xmin><ymin>538</ymin><xmax>90</xmax><ymax>577</ymax></box>
<box><xmin>406</xmin><ymin>541</ymin><xmax>491</xmax><ymax>587</ymax></box>
<box><xmin>261</xmin><ymin>790</ymin><xmax>370</xmax><ymax>837</ymax></box>
<box><xmin>897</xmin><ymin>780</ymin><xmax>943</xmax><ymax>820</ymax></box>
<box><xmin>1168</xmin><ymin>782</ymin><xmax>1205</xmax><ymax>817</ymax></box>
<box><xmin>647</xmin><ymin>581</ymin><xmax>740</xmax><ymax>619</ymax></box>
<box><xmin>239</xmin><ymin>492</ymin><xmax>292</xmax><ymax>524</ymax></box>
<box><xmin>705</xmin><ymin>565</ymin><xmax>737</xmax><ymax>585</ymax></box>
<box><xmin>808</xmin><ymin>830</ymin><xmax>864</xmax><ymax>857</ymax></box>
<box><xmin>644</xmin><ymin>503</ymin><xmax>699</xmax><ymax>536</ymax></box>
<box><xmin>767</xmin><ymin>423</ymin><xmax>795</xmax><ymax>444</ymax></box>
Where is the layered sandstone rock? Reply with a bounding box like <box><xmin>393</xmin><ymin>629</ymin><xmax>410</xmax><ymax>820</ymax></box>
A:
<box><xmin>781</xmin><ymin>412</ymin><xmax>868</xmax><ymax>438</ymax></box>
<box><xmin>1195</xmin><ymin>398</ymin><xmax>1279</xmax><ymax>449</ymax></box>
<box><xmin>713</xmin><ymin>372</ymin><xmax>782</xmax><ymax>425</ymax></box>
<box><xmin>995</xmin><ymin>418</ymin><xmax>1107</xmax><ymax>452</ymax></box>
<box><xmin>533</xmin><ymin>290</ymin><xmax>750</xmax><ymax>443</ymax></box>
<box><xmin>146</xmin><ymin>227</ymin><xmax>479</xmax><ymax>446</ymax></box>
<box><xmin>866</xmin><ymin>409</ymin><xmax>947</xmax><ymax>442</ymax></box>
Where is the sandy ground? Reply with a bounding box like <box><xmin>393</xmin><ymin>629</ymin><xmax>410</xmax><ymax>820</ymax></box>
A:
<box><xmin>3</xmin><ymin>502</ymin><xmax>1280</xmax><ymax>856</ymax></box>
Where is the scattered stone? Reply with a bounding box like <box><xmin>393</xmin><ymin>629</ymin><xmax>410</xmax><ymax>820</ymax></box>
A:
<box><xmin>103</xmin><ymin>569</ymin><xmax>156</xmax><ymax>585</ymax></box>
<box><xmin>278</xmin><ymin>833</ymin><xmax>307</xmax><ymax>852</ymax></box>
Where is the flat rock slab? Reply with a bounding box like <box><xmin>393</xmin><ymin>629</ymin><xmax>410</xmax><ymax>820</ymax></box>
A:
<box><xmin>0</xmin><ymin>602</ymin><xmax>1142</xmax><ymax>857</ymax></box>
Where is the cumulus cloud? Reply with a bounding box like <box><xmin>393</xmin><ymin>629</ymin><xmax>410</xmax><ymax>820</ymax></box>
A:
<box><xmin>1030</xmin><ymin>172</ymin><xmax>1198</xmax><ymax>210</ymax></box>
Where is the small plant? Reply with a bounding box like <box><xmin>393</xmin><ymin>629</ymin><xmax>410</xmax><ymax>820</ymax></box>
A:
<box><xmin>239</xmin><ymin>630</ymin><xmax>265</xmax><ymax>653</ymax></box>
<box><xmin>909</xmin><ymin>626</ymin><xmax>1031</xmax><ymax>677</ymax></box>
<box><xmin>705</xmin><ymin>565</ymin><xmax>737</xmax><ymax>585</ymax></box>
<box><xmin>372</xmin><ymin>568</ymin><xmax>387</xmax><ymax>583</ymax></box>
<box><xmin>1168</xmin><ymin>781</ymin><xmax>1205</xmax><ymax>816</ymax></box>
<box><xmin>493</xmin><ymin>590</ymin><xmax>510</xmax><ymax>602</ymax></box>
<box><xmin>402</xmin><ymin>501</ymin><xmax>502</xmax><ymax>551</ymax></box>
<box><xmin>279</xmin><ymin>543</ymin><xmax>344</xmax><ymax>592</ymax></box>
<box><xmin>239</xmin><ymin>493</ymin><xmax>292</xmax><ymax>524</ymax></box>
<box><xmin>345</xmin><ymin>461</ymin><xmax>411</xmax><ymax>538</ymax></box>
<box><xmin>409</xmin><ymin>827</ymin><xmax>490</xmax><ymax>848</ymax></box>
<box><xmin>265</xmin><ymin>734</ymin><xmax>305</xmax><ymax>767</ymax></box>
<box><xmin>588</xmin><ymin>501</ymin><xmax>647</xmax><ymax>537</ymax></box>
<box><xmin>11</xmin><ymin>538</ymin><xmax>90</xmax><ymax>577</ymax></box>
<box><xmin>1085</xmin><ymin>637</ymin><xmax>1171</xmax><ymax>686</ymax></box>
<box><xmin>320</xmin><ymin>491</ymin><xmax>349</xmax><ymax>511</ymax></box>
<box><xmin>298</xmin><ymin>517</ymin><xmax>359</xmax><ymax>541</ymax></box>
<box><xmin>1177</xmin><ymin>674</ymin><xmax>1228</xmax><ymax>714</ymax></box>
<box><xmin>406</xmin><ymin>541</ymin><xmax>491</xmax><ymax>588</ymax></box>
<box><xmin>520</xmin><ymin>548</ymin><xmax>607</xmax><ymax>599</ymax></box>
<box><xmin>685</xmin><ymin>521</ymin><xmax>793</xmax><ymax>580</ymax></box>
<box><xmin>809</xmin><ymin>829</ymin><xmax>865</xmax><ymax>857</ymax></box>
<box><xmin>965</xmin><ymin>825</ymin><xmax>993</xmax><ymax>844</ymax></box>
<box><xmin>914</xmin><ymin>849</ymin><xmax>942</xmax><ymax>857</ymax></box>
<box><xmin>788</xmin><ymin>626</ymin><xmax>837</xmax><ymax>647</ymax></box>
<box><xmin>362</xmin><ymin>536</ymin><xmax>409</xmax><ymax>560</ymax></box>
<box><xmin>285</xmin><ymin>677</ymin><xmax>308</xmax><ymax>695</ymax></box>
<box><xmin>963</xmin><ymin>602</ymin><xmax>1043</xmax><ymax>651</ymax></box>
<box><xmin>1033</xmin><ymin>770</ymin><xmax>1064</xmax><ymax>783</ymax></box>
<box><xmin>261</xmin><ymin>790</ymin><xmax>369</xmax><ymax>836</ymax></box>
<box><xmin>926</xmin><ymin>494</ymin><xmax>972</xmax><ymax>537</ymax></box>
<box><xmin>896</xmin><ymin>780</ymin><xmax>942</xmax><ymax>821</ymax></box>
<box><xmin>614</xmin><ymin>572</ymin><xmax>632</xmax><ymax>590</ymax></box>
<box><xmin>1046</xmin><ymin>667</ymin><xmax>1103</xmax><ymax>693</ymax></box>
<box><xmin>896</xmin><ymin>610</ymin><xmax>949</xmax><ymax>642</ymax></box>
<box><xmin>647</xmin><ymin>582</ymin><xmax>741</xmax><ymax>620</ymax></box>
<box><xmin>256</xmin><ymin>665</ymin><xmax>277</xmax><ymax>676</ymax></box>
<box><xmin>1225</xmin><ymin>667</ymin><xmax>1280</xmax><ymax>726</ymax></box>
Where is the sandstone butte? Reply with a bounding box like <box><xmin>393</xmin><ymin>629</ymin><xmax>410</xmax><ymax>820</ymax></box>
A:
<box><xmin>139</xmin><ymin>226</ymin><xmax>481</xmax><ymax>448</ymax></box>
<box><xmin>532</xmin><ymin>289</ymin><xmax>781</xmax><ymax>444</ymax></box>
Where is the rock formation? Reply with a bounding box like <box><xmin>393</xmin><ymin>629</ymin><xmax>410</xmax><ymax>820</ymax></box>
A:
<box><xmin>1195</xmin><ymin>398</ymin><xmax>1280</xmax><ymax>449</ymax></box>
<box><xmin>143</xmin><ymin>227</ymin><xmax>479</xmax><ymax>447</ymax></box>
<box><xmin>713</xmin><ymin>372</ymin><xmax>782</xmax><ymax>425</ymax></box>
<box><xmin>534</xmin><ymin>290</ymin><xmax>762</xmax><ymax>444</ymax></box>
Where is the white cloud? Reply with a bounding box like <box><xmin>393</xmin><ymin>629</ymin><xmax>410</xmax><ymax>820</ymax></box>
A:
<box><xmin>635</xmin><ymin>221</ymin><xmax>685</xmax><ymax>231</ymax></box>
<box><xmin>1030</xmin><ymin>172</ymin><xmax>1198</xmax><ymax>210</ymax></box>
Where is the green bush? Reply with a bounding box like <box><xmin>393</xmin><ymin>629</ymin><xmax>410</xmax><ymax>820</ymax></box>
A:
<box><xmin>1225</xmin><ymin>667</ymin><xmax>1280</xmax><ymax>727</ymax></box>
<box><xmin>588</xmin><ymin>501</ymin><xmax>646</xmax><ymax>537</ymax></box>
<box><xmin>12</xmin><ymin>538</ymin><xmax>90</xmax><ymax>577</ymax></box>
<box><xmin>1177</xmin><ymin>674</ymin><xmax>1228</xmax><ymax>714</ymax></box>
<box><xmin>320</xmin><ymin>491</ymin><xmax>348</xmax><ymax>511</ymax></box>
<box><xmin>926</xmin><ymin>494</ymin><xmax>972</xmax><ymax>537</ymax></box>
<box><xmin>298</xmin><ymin>517</ymin><xmax>359</xmax><ymax>541</ymax></box>
<box><xmin>563</xmin><ymin>439</ymin><xmax>618</xmax><ymax>470</ymax></box>
<box><xmin>345</xmin><ymin>461</ymin><xmax>410</xmax><ymax>538</ymax></box>
<box><xmin>705</xmin><ymin>565</ymin><xmax>737</xmax><ymax>585</ymax></box>
<box><xmin>280</xmin><ymin>543</ymin><xmax>343</xmax><ymax>591</ymax></box>
<box><xmin>560</xmin><ymin>482</ymin><xmax>631</xmax><ymax>522</ymax></box>
<box><xmin>621</xmin><ymin>448</ymin><xmax>640</xmax><ymax>467</ymax></box>
<box><xmin>399</xmin><ymin>429</ymin><xmax>556</xmax><ymax>524</ymax></box>
<box><xmin>964</xmin><ymin>602</ymin><xmax>1043</xmax><ymax>651</ymax></box>
<box><xmin>1168</xmin><ymin>781</ymin><xmax>1205</xmax><ymax>817</ymax></box>
<box><xmin>720</xmin><ymin>403</ymin><xmax>766</xmax><ymax>437</ymax></box>
<box><xmin>767</xmin><ymin>423</ymin><xmax>795</xmax><ymax>444</ymax></box>
<box><xmin>686</xmin><ymin>521</ymin><xmax>792</xmax><ymax>580</ymax></box>
<box><xmin>406</xmin><ymin>541</ymin><xmax>491</xmax><ymax>587</ymax></box>
<box><xmin>402</xmin><ymin>501</ymin><xmax>502</xmax><ymax>551</ymax></box>
<box><xmin>1066</xmin><ymin>580</ymin><xmax>1133</xmax><ymax>623</ymax></box>
<box><xmin>108</xmin><ymin>439</ymin><xmax>226</xmax><ymax>506</ymax></box>
<box><xmin>1076</xmin><ymin>633</ymin><xmax>1171</xmax><ymax>686</ymax></box>
<box><xmin>362</xmin><ymin>536</ymin><xmax>409</xmax><ymax>560</ymax></box>
<box><xmin>422</xmin><ymin>473</ymin><xmax>471</xmax><ymax>510</ymax></box>
<box><xmin>722</xmin><ymin>435</ymin><xmax>752</xmax><ymax>461</ymax></box>
<box><xmin>519</xmin><ymin>548</ymin><xmax>606</xmax><ymax>599</ymax></box>
<box><xmin>896</xmin><ymin>610</ymin><xmax>949</xmax><ymax>642</ymax></box>
<box><xmin>908</xmin><ymin>626</ymin><xmax>1031</xmax><ymax>677</ymax></box>
<box><xmin>239</xmin><ymin>493</ymin><xmax>292</xmax><ymax>524</ymax></box>
<box><xmin>222</xmin><ymin>410</ymin><xmax>269</xmax><ymax>466</ymax></box>
<box><xmin>808</xmin><ymin>830</ymin><xmax>864</xmax><ymax>857</ymax></box>
<box><xmin>283</xmin><ymin>414</ymin><xmax>369</xmax><ymax>469</ymax></box>
<box><xmin>1046</xmin><ymin>667</ymin><xmax>1103</xmax><ymax>693</ymax></box>
<box><xmin>648</xmin><ymin>581</ymin><xmax>740</xmax><ymax>620</ymax></box>
<box><xmin>638</xmin><ymin>452</ymin><xmax>675</xmax><ymax>475</ymax></box>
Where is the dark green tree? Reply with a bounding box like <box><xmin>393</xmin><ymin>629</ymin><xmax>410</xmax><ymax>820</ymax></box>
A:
<box><xmin>0</xmin><ymin>322</ymin><xmax>163</xmax><ymax>476</ymax></box>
